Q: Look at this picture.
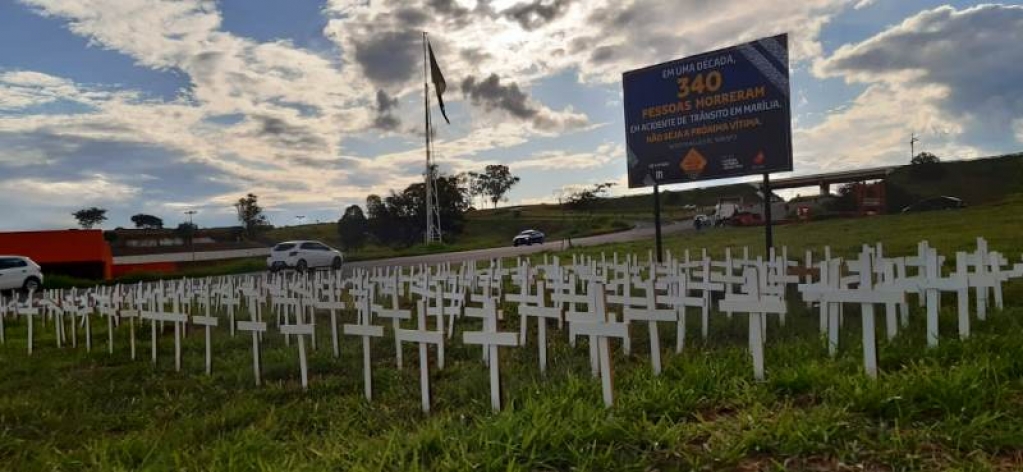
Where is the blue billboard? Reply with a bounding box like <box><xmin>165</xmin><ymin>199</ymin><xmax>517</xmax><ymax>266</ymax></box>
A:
<box><xmin>623</xmin><ymin>34</ymin><xmax>793</xmax><ymax>188</ymax></box>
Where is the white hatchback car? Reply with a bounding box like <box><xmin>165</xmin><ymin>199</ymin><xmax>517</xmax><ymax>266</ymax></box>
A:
<box><xmin>267</xmin><ymin>241</ymin><xmax>344</xmax><ymax>272</ymax></box>
<box><xmin>0</xmin><ymin>256</ymin><xmax>44</xmax><ymax>292</ymax></box>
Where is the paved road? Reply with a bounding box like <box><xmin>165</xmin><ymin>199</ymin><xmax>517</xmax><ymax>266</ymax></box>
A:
<box><xmin>343</xmin><ymin>220</ymin><xmax>694</xmax><ymax>272</ymax></box>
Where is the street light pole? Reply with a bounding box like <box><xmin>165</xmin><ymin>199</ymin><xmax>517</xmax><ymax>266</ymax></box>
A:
<box><xmin>184</xmin><ymin>210</ymin><xmax>197</xmax><ymax>262</ymax></box>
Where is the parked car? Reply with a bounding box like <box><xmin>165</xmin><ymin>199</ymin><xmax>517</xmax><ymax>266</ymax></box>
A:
<box><xmin>693</xmin><ymin>214</ymin><xmax>710</xmax><ymax>229</ymax></box>
<box><xmin>0</xmin><ymin>256</ymin><xmax>44</xmax><ymax>292</ymax></box>
<box><xmin>267</xmin><ymin>241</ymin><xmax>344</xmax><ymax>272</ymax></box>
<box><xmin>901</xmin><ymin>196</ymin><xmax>966</xmax><ymax>213</ymax></box>
<box><xmin>512</xmin><ymin>229</ymin><xmax>545</xmax><ymax>246</ymax></box>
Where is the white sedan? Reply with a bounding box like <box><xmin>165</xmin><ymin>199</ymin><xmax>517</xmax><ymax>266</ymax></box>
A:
<box><xmin>267</xmin><ymin>241</ymin><xmax>344</xmax><ymax>272</ymax></box>
<box><xmin>0</xmin><ymin>256</ymin><xmax>44</xmax><ymax>292</ymax></box>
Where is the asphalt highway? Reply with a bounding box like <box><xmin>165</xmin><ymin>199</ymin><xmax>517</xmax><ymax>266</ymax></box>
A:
<box><xmin>341</xmin><ymin>220</ymin><xmax>694</xmax><ymax>273</ymax></box>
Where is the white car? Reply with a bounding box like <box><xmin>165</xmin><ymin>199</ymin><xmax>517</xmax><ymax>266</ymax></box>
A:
<box><xmin>267</xmin><ymin>241</ymin><xmax>344</xmax><ymax>272</ymax></box>
<box><xmin>0</xmin><ymin>256</ymin><xmax>44</xmax><ymax>292</ymax></box>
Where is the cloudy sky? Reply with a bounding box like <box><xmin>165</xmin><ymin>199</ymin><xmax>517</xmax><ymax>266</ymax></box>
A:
<box><xmin>1</xmin><ymin>0</ymin><xmax>1021</xmax><ymax>231</ymax></box>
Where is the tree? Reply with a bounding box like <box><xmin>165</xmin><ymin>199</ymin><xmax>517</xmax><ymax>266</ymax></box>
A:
<box><xmin>469</xmin><ymin>164</ymin><xmax>520</xmax><ymax>208</ymax></box>
<box><xmin>174</xmin><ymin>222</ymin><xmax>198</xmax><ymax>245</ymax></box>
<box><xmin>72</xmin><ymin>207</ymin><xmax>107</xmax><ymax>229</ymax></box>
<box><xmin>565</xmin><ymin>182</ymin><xmax>616</xmax><ymax>212</ymax></box>
<box><xmin>364</xmin><ymin>171</ymin><xmax>471</xmax><ymax>247</ymax></box>
<box><xmin>910</xmin><ymin>151</ymin><xmax>945</xmax><ymax>179</ymax></box>
<box><xmin>130</xmin><ymin>213</ymin><xmax>164</xmax><ymax>229</ymax></box>
<box><xmin>337</xmin><ymin>205</ymin><xmax>368</xmax><ymax>251</ymax></box>
<box><xmin>910</xmin><ymin>152</ymin><xmax>940</xmax><ymax>166</ymax></box>
<box><xmin>234</xmin><ymin>193</ymin><xmax>269</xmax><ymax>236</ymax></box>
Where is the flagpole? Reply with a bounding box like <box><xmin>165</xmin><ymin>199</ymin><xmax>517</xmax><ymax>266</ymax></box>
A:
<box><xmin>423</xmin><ymin>31</ymin><xmax>433</xmax><ymax>244</ymax></box>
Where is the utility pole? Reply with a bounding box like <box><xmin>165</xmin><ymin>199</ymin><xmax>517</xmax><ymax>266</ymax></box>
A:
<box><xmin>184</xmin><ymin>210</ymin><xmax>197</xmax><ymax>262</ymax></box>
<box><xmin>910</xmin><ymin>133</ymin><xmax>919</xmax><ymax>161</ymax></box>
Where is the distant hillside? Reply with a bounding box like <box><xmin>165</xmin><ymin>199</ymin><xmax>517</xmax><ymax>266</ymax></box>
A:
<box><xmin>886</xmin><ymin>152</ymin><xmax>1023</xmax><ymax>211</ymax></box>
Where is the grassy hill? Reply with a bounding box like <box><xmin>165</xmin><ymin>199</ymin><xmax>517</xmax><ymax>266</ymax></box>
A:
<box><xmin>885</xmin><ymin>152</ymin><xmax>1023</xmax><ymax>211</ymax></box>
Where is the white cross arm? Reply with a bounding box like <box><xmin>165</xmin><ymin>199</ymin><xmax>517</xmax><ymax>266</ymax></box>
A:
<box><xmin>344</xmin><ymin>324</ymin><xmax>385</xmax><ymax>337</ymax></box>
<box><xmin>374</xmin><ymin>308</ymin><xmax>412</xmax><ymax>320</ymax></box>
<box><xmin>396</xmin><ymin>329</ymin><xmax>444</xmax><ymax>345</ymax></box>
<box><xmin>463</xmin><ymin>306</ymin><xmax>494</xmax><ymax>319</ymax></box>
<box><xmin>718</xmin><ymin>296</ymin><xmax>786</xmax><ymax>314</ymax></box>
<box><xmin>519</xmin><ymin>305</ymin><xmax>562</xmax><ymax>319</ymax></box>
<box><xmin>570</xmin><ymin>321</ymin><xmax>629</xmax><ymax>339</ymax></box>
<box><xmin>237</xmin><ymin>320</ymin><xmax>268</xmax><ymax>332</ymax></box>
<box><xmin>623</xmin><ymin>307</ymin><xmax>677</xmax><ymax>322</ymax></box>
<box><xmin>463</xmin><ymin>331</ymin><xmax>519</xmax><ymax>347</ymax></box>
<box><xmin>820</xmin><ymin>289</ymin><xmax>903</xmax><ymax>304</ymax></box>
<box><xmin>192</xmin><ymin>315</ymin><xmax>219</xmax><ymax>327</ymax></box>
<box><xmin>914</xmin><ymin>277</ymin><xmax>968</xmax><ymax>291</ymax></box>
<box><xmin>141</xmin><ymin>311</ymin><xmax>189</xmax><ymax>323</ymax></box>
<box><xmin>315</xmin><ymin>301</ymin><xmax>345</xmax><ymax>311</ymax></box>
<box><xmin>656</xmin><ymin>294</ymin><xmax>704</xmax><ymax>307</ymax></box>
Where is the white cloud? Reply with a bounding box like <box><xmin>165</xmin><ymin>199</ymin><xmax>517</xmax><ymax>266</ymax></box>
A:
<box><xmin>514</xmin><ymin>142</ymin><xmax>622</xmax><ymax>171</ymax></box>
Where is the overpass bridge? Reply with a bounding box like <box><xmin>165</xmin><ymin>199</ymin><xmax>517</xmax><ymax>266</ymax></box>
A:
<box><xmin>764</xmin><ymin>165</ymin><xmax>899</xmax><ymax>194</ymax></box>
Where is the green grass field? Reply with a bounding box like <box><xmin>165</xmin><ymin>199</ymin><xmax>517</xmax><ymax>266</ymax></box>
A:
<box><xmin>2</xmin><ymin>195</ymin><xmax>1023</xmax><ymax>471</ymax></box>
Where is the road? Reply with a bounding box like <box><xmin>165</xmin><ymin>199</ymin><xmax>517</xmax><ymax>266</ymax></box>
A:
<box><xmin>343</xmin><ymin>220</ymin><xmax>694</xmax><ymax>272</ymax></box>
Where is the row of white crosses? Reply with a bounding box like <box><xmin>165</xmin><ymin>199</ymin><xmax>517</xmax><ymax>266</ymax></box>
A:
<box><xmin>2</xmin><ymin>238</ymin><xmax>1021</xmax><ymax>412</ymax></box>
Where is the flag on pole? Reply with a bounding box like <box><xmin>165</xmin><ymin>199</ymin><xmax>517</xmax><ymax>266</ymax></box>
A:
<box><xmin>428</xmin><ymin>40</ymin><xmax>450</xmax><ymax>124</ymax></box>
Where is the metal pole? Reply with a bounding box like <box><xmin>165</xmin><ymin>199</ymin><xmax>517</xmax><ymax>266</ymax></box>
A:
<box><xmin>762</xmin><ymin>173</ymin><xmax>773</xmax><ymax>255</ymax></box>
<box><xmin>653</xmin><ymin>182</ymin><xmax>663</xmax><ymax>263</ymax></box>
<box><xmin>423</xmin><ymin>31</ymin><xmax>432</xmax><ymax>245</ymax></box>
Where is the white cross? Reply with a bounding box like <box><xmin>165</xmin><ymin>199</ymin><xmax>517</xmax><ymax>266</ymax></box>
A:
<box><xmin>462</xmin><ymin>299</ymin><xmax>519</xmax><ymax>411</ymax></box>
<box><xmin>804</xmin><ymin>250</ymin><xmax>902</xmax><ymax>378</ymax></box>
<box><xmin>141</xmin><ymin>293</ymin><xmax>188</xmax><ymax>371</ymax></box>
<box><xmin>718</xmin><ymin>268</ymin><xmax>787</xmax><ymax>380</ymax></box>
<box><xmin>343</xmin><ymin>315</ymin><xmax>384</xmax><ymax>401</ymax></box>
<box><xmin>569</xmin><ymin>283</ymin><xmax>628</xmax><ymax>407</ymax></box>
<box><xmin>373</xmin><ymin>296</ymin><xmax>411</xmax><ymax>369</ymax></box>
<box><xmin>19</xmin><ymin>299</ymin><xmax>40</xmax><ymax>356</ymax></box>
<box><xmin>517</xmin><ymin>281</ymin><xmax>563</xmax><ymax>374</ymax></box>
<box><xmin>396</xmin><ymin>300</ymin><xmax>445</xmax><ymax>413</ymax></box>
<box><xmin>623</xmin><ymin>277</ymin><xmax>677</xmax><ymax>375</ymax></box>
<box><xmin>280</xmin><ymin>322</ymin><xmax>315</xmax><ymax>389</ymax></box>
<box><xmin>192</xmin><ymin>300</ymin><xmax>219</xmax><ymax>376</ymax></box>
<box><xmin>237</xmin><ymin>320</ymin><xmax>268</xmax><ymax>386</ymax></box>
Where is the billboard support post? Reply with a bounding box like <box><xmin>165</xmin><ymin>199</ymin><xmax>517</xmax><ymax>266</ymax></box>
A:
<box><xmin>762</xmin><ymin>173</ymin><xmax>773</xmax><ymax>255</ymax></box>
<box><xmin>653</xmin><ymin>182</ymin><xmax>663</xmax><ymax>264</ymax></box>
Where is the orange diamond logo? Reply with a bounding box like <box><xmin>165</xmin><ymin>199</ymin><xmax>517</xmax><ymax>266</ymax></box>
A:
<box><xmin>680</xmin><ymin>148</ymin><xmax>707</xmax><ymax>176</ymax></box>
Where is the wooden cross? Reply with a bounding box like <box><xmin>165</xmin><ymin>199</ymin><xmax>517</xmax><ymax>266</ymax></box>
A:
<box><xmin>462</xmin><ymin>298</ymin><xmax>519</xmax><ymax>411</ymax></box>
<box><xmin>718</xmin><ymin>268</ymin><xmax>787</xmax><ymax>380</ymax></box>
<box><xmin>373</xmin><ymin>291</ymin><xmax>412</xmax><ymax>369</ymax></box>
<box><xmin>280</xmin><ymin>322</ymin><xmax>315</xmax><ymax>389</ymax></box>
<box><xmin>690</xmin><ymin>257</ymin><xmax>725</xmax><ymax>340</ymax></box>
<box><xmin>804</xmin><ymin>251</ymin><xmax>902</xmax><ymax>378</ymax></box>
<box><xmin>623</xmin><ymin>277</ymin><xmax>677</xmax><ymax>375</ymax></box>
<box><xmin>655</xmin><ymin>270</ymin><xmax>703</xmax><ymax>354</ymax></box>
<box><xmin>192</xmin><ymin>298</ymin><xmax>219</xmax><ymax>376</ymax></box>
<box><xmin>120</xmin><ymin>307</ymin><xmax>141</xmax><ymax>360</ymax></box>
<box><xmin>20</xmin><ymin>300</ymin><xmax>40</xmax><ymax>356</ymax></box>
<box><xmin>517</xmin><ymin>281</ymin><xmax>563</xmax><ymax>374</ymax></box>
<box><xmin>569</xmin><ymin>283</ymin><xmax>628</xmax><ymax>407</ymax></box>
<box><xmin>343</xmin><ymin>315</ymin><xmax>384</xmax><ymax>401</ymax></box>
<box><xmin>395</xmin><ymin>300</ymin><xmax>445</xmax><ymax>413</ymax></box>
<box><xmin>237</xmin><ymin>320</ymin><xmax>268</xmax><ymax>386</ymax></box>
<box><xmin>141</xmin><ymin>293</ymin><xmax>189</xmax><ymax>371</ymax></box>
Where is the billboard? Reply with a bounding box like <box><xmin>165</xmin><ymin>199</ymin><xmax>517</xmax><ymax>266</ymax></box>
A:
<box><xmin>623</xmin><ymin>34</ymin><xmax>792</xmax><ymax>188</ymax></box>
